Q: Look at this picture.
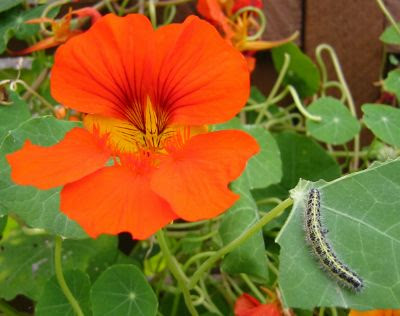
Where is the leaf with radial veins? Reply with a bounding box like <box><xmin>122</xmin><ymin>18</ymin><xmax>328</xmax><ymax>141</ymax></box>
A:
<box><xmin>35</xmin><ymin>270</ymin><xmax>91</xmax><ymax>316</ymax></box>
<box><xmin>362</xmin><ymin>104</ymin><xmax>400</xmax><ymax>148</ymax></box>
<box><xmin>306</xmin><ymin>97</ymin><xmax>360</xmax><ymax>145</ymax></box>
<box><xmin>90</xmin><ymin>264</ymin><xmax>158</xmax><ymax>316</ymax></box>
<box><xmin>0</xmin><ymin>116</ymin><xmax>87</xmax><ymax>239</ymax></box>
<box><xmin>277</xmin><ymin>158</ymin><xmax>400</xmax><ymax>310</ymax></box>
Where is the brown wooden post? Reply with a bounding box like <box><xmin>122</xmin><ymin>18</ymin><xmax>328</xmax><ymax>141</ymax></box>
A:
<box><xmin>304</xmin><ymin>0</ymin><xmax>384</xmax><ymax>111</ymax></box>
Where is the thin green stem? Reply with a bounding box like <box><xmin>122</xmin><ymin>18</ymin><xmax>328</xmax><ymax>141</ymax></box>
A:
<box><xmin>376</xmin><ymin>0</ymin><xmax>400</xmax><ymax>36</ymax></box>
<box><xmin>256</xmin><ymin>197</ymin><xmax>282</xmax><ymax>206</ymax></box>
<box><xmin>189</xmin><ymin>198</ymin><xmax>293</xmax><ymax>288</ymax></box>
<box><xmin>156</xmin><ymin>230</ymin><xmax>199</xmax><ymax>316</ymax></box>
<box><xmin>168</xmin><ymin>219</ymin><xmax>209</xmax><ymax>229</ymax></box>
<box><xmin>233</xmin><ymin>6</ymin><xmax>266</xmax><ymax>41</ymax></box>
<box><xmin>315</xmin><ymin>44</ymin><xmax>360</xmax><ymax>170</ymax></box>
<box><xmin>54</xmin><ymin>236</ymin><xmax>84</xmax><ymax>316</ymax></box>
<box><xmin>287</xmin><ymin>85</ymin><xmax>321</xmax><ymax>122</ymax></box>
<box><xmin>330</xmin><ymin>307</ymin><xmax>338</xmax><ymax>316</ymax></box>
<box><xmin>9</xmin><ymin>79</ymin><xmax>54</xmax><ymax>113</ymax></box>
<box><xmin>319</xmin><ymin>307</ymin><xmax>325</xmax><ymax>316</ymax></box>
<box><xmin>183</xmin><ymin>251</ymin><xmax>216</xmax><ymax>272</ymax></box>
<box><xmin>255</xmin><ymin>53</ymin><xmax>291</xmax><ymax>124</ymax></box>
<box><xmin>240</xmin><ymin>274</ymin><xmax>265</xmax><ymax>303</ymax></box>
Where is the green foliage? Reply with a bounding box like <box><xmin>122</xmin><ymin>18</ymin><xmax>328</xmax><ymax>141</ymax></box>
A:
<box><xmin>219</xmin><ymin>178</ymin><xmax>269</xmax><ymax>281</ymax></box>
<box><xmin>0</xmin><ymin>230</ymin><xmax>116</xmax><ymax>300</ymax></box>
<box><xmin>0</xmin><ymin>116</ymin><xmax>87</xmax><ymax>238</ymax></box>
<box><xmin>35</xmin><ymin>270</ymin><xmax>92</xmax><ymax>316</ymax></box>
<box><xmin>0</xmin><ymin>215</ymin><xmax>7</xmax><ymax>236</ymax></box>
<box><xmin>362</xmin><ymin>104</ymin><xmax>400</xmax><ymax>148</ymax></box>
<box><xmin>0</xmin><ymin>5</ymin><xmax>58</xmax><ymax>54</ymax></box>
<box><xmin>380</xmin><ymin>23</ymin><xmax>400</xmax><ymax>45</ymax></box>
<box><xmin>0</xmin><ymin>91</ymin><xmax>31</xmax><ymax>143</ymax></box>
<box><xmin>0</xmin><ymin>0</ymin><xmax>22</xmax><ymax>14</ymax></box>
<box><xmin>383</xmin><ymin>69</ymin><xmax>400</xmax><ymax>101</ymax></box>
<box><xmin>274</xmin><ymin>132</ymin><xmax>341</xmax><ymax>191</ymax></box>
<box><xmin>306</xmin><ymin>97</ymin><xmax>360</xmax><ymax>145</ymax></box>
<box><xmin>277</xmin><ymin>158</ymin><xmax>400</xmax><ymax>309</ymax></box>
<box><xmin>90</xmin><ymin>265</ymin><xmax>158</xmax><ymax>316</ymax></box>
<box><xmin>271</xmin><ymin>43</ymin><xmax>320</xmax><ymax>97</ymax></box>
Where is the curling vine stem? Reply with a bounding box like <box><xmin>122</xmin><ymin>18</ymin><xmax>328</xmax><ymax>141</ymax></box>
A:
<box><xmin>54</xmin><ymin>236</ymin><xmax>84</xmax><ymax>316</ymax></box>
<box><xmin>287</xmin><ymin>85</ymin><xmax>321</xmax><ymax>121</ymax></box>
<box><xmin>156</xmin><ymin>230</ymin><xmax>199</xmax><ymax>316</ymax></box>
<box><xmin>188</xmin><ymin>198</ymin><xmax>293</xmax><ymax>289</ymax></box>
<box><xmin>376</xmin><ymin>0</ymin><xmax>400</xmax><ymax>37</ymax></box>
<box><xmin>255</xmin><ymin>53</ymin><xmax>291</xmax><ymax>124</ymax></box>
<box><xmin>315</xmin><ymin>44</ymin><xmax>360</xmax><ymax>170</ymax></box>
<box><xmin>233</xmin><ymin>6</ymin><xmax>267</xmax><ymax>41</ymax></box>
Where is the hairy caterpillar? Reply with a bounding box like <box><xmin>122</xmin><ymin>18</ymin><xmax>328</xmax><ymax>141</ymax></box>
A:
<box><xmin>305</xmin><ymin>188</ymin><xmax>363</xmax><ymax>292</ymax></box>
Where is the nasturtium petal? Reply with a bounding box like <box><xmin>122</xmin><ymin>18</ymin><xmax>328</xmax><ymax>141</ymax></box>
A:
<box><xmin>151</xmin><ymin>130</ymin><xmax>259</xmax><ymax>221</ymax></box>
<box><xmin>306</xmin><ymin>97</ymin><xmax>360</xmax><ymax>145</ymax></box>
<box><xmin>153</xmin><ymin>15</ymin><xmax>249</xmax><ymax>126</ymax></box>
<box><xmin>277</xmin><ymin>158</ymin><xmax>400</xmax><ymax>309</ymax></box>
<box><xmin>51</xmin><ymin>14</ymin><xmax>154</xmax><ymax>117</ymax></box>
<box><xmin>0</xmin><ymin>116</ymin><xmax>86</xmax><ymax>238</ymax></box>
<box><xmin>216</xmin><ymin>118</ymin><xmax>282</xmax><ymax>189</ymax></box>
<box><xmin>362</xmin><ymin>104</ymin><xmax>400</xmax><ymax>148</ymax></box>
<box><xmin>91</xmin><ymin>264</ymin><xmax>158</xmax><ymax>316</ymax></box>
<box><xmin>7</xmin><ymin>127</ymin><xmax>110</xmax><ymax>189</ymax></box>
<box><xmin>61</xmin><ymin>165</ymin><xmax>178</xmax><ymax>239</ymax></box>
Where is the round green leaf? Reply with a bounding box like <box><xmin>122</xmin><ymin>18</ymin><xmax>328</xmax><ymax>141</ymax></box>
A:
<box><xmin>306</xmin><ymin>97</ymin><xmax>360</xmax><ymax>145</ymax></box>
<box><xmin>36</xmin><ymin>270</ymin><xmax>91</xmax><ymax>316</ymax></box>
<box><xmin>91</xmin><ymin>264</ymin><xmax>158</xmax><ymax>316</ymax></box>
<box><xmin>362</xmin><ymin>104</ymin><xmax>400</xmax><ymax>148</ymax></box>
<box><xmin>277</xmin><ymin>158</ymin><xmax>400</xmax><ymax>309</ymax></box>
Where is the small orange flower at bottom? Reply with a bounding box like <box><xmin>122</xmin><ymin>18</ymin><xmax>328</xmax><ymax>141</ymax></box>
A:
<box><xmin>6</xmin><ymin>14</ymin><xmax>258</xmax><ymax>240</ymax></box>
<box><xmin>349</xmin><ymin>310</ymin><xmax>400</xmax><ymax>316</ymax></box>
<box><xmin>235</xmin><ymin>293</ymin><xmax>281</xmax><ymax>316</ymax></box>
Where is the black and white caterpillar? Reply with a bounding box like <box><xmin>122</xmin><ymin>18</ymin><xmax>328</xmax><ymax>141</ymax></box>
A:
<box><xmin>305</xmin><ymin>188</ymin><xmax>363</xmax><ymax>292</ymax></box>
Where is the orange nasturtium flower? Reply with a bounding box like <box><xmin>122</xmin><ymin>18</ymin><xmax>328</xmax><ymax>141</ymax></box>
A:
<box><xmin>7</xmin><ymin>14</ymin><xmax>259</xmax><ymax>239</ymax></box>
<box><xmin>234</xmin><ymin>293</ymin><xmax>281</xmax><ymax>316</ymax></box>
<box><xmin>11</xmin><ymin>7</ymin><xmax>101</xmax><ymax>55</ymax></box>
<box><xmin>349</xmin><ymin>310</ymin><xmax>400</xmax><ymax>316</ymax></box>
<box><xmin>197</xmin><ymin>0</ymin><xmax>297</xmax><ymax>71</ymax></box>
